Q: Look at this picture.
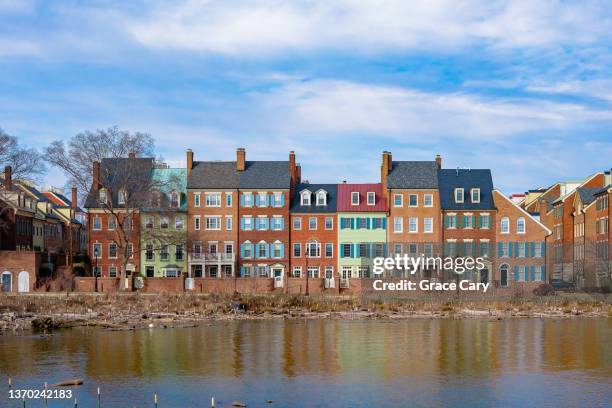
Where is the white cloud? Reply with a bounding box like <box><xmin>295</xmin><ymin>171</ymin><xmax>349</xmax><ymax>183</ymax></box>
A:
<box><xmin>127</xmin><ymin>0</ymin><xmax>612</xmax><ymax>55</ymax></box>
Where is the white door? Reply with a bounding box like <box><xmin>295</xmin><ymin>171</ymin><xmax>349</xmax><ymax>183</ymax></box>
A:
<box><xmin>18</xmin><ymin>271</ymin><xmax>29</xmax><ymax>293</ymax></box>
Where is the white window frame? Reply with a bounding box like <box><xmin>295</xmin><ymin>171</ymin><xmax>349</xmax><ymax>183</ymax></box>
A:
<box><xmin>205</xmin><ymin>216</ymin><xmax>221</xmax><ymax>231</ymax></box>
<box><xmin>471</xmin><ymin>188</ymin><xmax>480</xmax><ymax>203</ymax></box>
<box><xmin>393</xmin><ymin>194</ymin><xmax>403</xmax><ymax>207</ymax></box>
<box><xmin>351</xmin><ymin>192</ymin><xmax>360</xmax><ymax>205</ymax></box>
<box><xmin>455</xmin><ymin>188</ymin><xmax>464</xmax><ymax>203</ymax></box>
<box><xmin>293</xmin><ymin>243</ymin><xmax>301</xmax><ymax>257</ymax></box>
<box><xmin>205</xmin><ymin>192</ymin><xmax>222</xmax><ymax>207</ymax></box>
<box><xmin>393</xmin><ymin>217</ymin><xmax>403</xmax><ymax>233</ymax></box>
<box><xmin>517</xmin><ymin>217</ymin><xmax>526</xmax><ymax>234</ymax></box>
<box><xmin>300</xmin><ymin>190</ymin><xmax>311</xmax><ymax>206</ymax></box>
<box><xmin>293</xmin><ymin>217</ymin><xmax>302</xmax><ymax>230</ymax></box>
<box><xmin>194</xmin><ymin>216</ymin><xmax>201</xmax><ymax>231</ymax></box>
<box><xmin>309</xmin><ymin>217</ymin><xmax>317</xmax><ymax>230</ymax></box>
<box><xmin>408</xmin><ymin>217</ymin><xmax>418</xmax><ymax>233</ymax></box>
<box><xmin>225</xmin><ymin>216</ymin><xmax>232</xmax><ymax>231</ymax></box>
<box><xmin>325</xmin><ymin>217</ymin><xmax>333</xmax><ymax>230</ymax></box>
<box><xmin>424</xmin><ymin>217</ymin><xmax>433</xmax><ymax>233</ymax></box>
<box><xmin>424</xmin><ymin>194</ymin><xmax>433</xmax><ymax>207</ymax></box>
<box><xmin>408</xmin><ymin>194</ymin><xmax>418</xmax><ymax>207</ymax></box>
<box><xmin>367</xmin><ymin>192</ymin><xmax>375</xmax><ymax>205</ymax></box>
<box><xmin>316</xmin><ymin>191</ymin><xmax>327</xmax><ymax>206</ymax></box>
<box><xmin>194</xmin><ymin>193</ymin><xmax>201</xmax><ymax>207</ymax></box>
<box><xmin>226</xmin><ymin>193</ymin><xmax>233</xmax><ymax>207</ymax></box>
<box><xmin>500</xmin><ymin>217</ymin><xmax>510</xmax><ymax>234</ymax></box>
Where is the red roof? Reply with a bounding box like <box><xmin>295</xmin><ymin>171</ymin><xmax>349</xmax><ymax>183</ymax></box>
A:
<box><xmin>43</xmin><ymin>192</ymin><xmax>68</xmax><ymax>206</ymax></box>
<box><xmin>336</xmin><ymin>183</ymin><xmax>387</xmax><ymax>212</ymax></box>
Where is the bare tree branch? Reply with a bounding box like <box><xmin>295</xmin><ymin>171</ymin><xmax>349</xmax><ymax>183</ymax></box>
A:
<box><xmin>0</xmin><ymin>128</ymin><xmax>46</xmax><ymax>182</ymax></box>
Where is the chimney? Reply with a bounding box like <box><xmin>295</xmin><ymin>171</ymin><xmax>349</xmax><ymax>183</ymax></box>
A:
<box><xmin>71</xmin><ymin>186</ymin><xmax>77</xmax><ymax>209</ymax></box>
<box><xmin>128</xmin><ymin>151</ymin><xmax>136</xmax><ymax>158</ymax></box>
<box><xmin>435</xmin><ymin>154</ymin><xmax>442</xmax><ymax>169</ymax></box>
<box><xmin>296</xmin><ymin>165</ymin><xmax>302</xmax><ymax>184</ymax></box>
<box><xmin>186</xmin><ymin>149</ymin><xmax>193</xmax><ymax>177</ymax></box>
<box><xmin>3</xmin><ymin>166</ymin><xmax>12</xmax><ymax>190</ymax></box>
<box><xmin>236</xmin><ymin>148</ymin><xmax>246</xmax><ymax>171</ymax></box>
<box><xmin>93</xmin><ymin>161</ymin><xmax>100</xmax><ymax>192</ymax></box>
<box><xmin>289</xmin><ymin>150</ymin><xmax>296</xmax><ymax>189</ymax></box>
<box><xmin>381</xmin><ymin>151</ymin><xmax>390</xmax><ymax>192</ymax></box>
<box><xmin>539</xmin><ymin>199</ymin><xmax>548</xmax><ymax>220</ymax></box>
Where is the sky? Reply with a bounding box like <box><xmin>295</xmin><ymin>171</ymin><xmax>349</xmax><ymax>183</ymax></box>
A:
<box><xmin>0</xmin><ymin>0</ymin><xmax>611</xmax><ymax>194</ymax></box>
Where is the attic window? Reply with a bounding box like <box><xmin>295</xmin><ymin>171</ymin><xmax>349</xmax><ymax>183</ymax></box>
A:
<box><xmin>300</xmin><ymin>191</ymin><xmax>311</xmax><ymax>206</ymax></box>
<box><xmin>367</xmin><ymin>192</ymin><xmax>375</xmax><ymax>205</ymax></box>
<box><xmin>454</xmin><ymin>188</ymin><xmax>464</xmax><ymax>203</ymax></box>
<box><xmin>471</xmin><ymin>188</ymin><xmax>480</xmax><ymax>203</ymax></box>
<box><xmin>316</xmin><ymin>191</ymin><xmax>327</xmax><ymax>206</ymax></box>
<box><xmin>118</xmin><ymin>189</ymin><xmax>126</xmax><ymax>205</ymax></box>
<box><xmin>170</xmin><ymin>190</ymin><xmax>180</xmax><ymax>208</ymax></box>
<box><xmin>351</xmin><ymin>192</ymin><xmax>359</xmax><ymax>205</ymax></box>
<box><xmin>99</xmin><ymin>189</ymin><xmax>108</xmax><ymax>204</ymax></box>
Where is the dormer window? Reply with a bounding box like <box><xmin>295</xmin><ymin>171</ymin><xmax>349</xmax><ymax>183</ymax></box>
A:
<box><xmin>300</xmin><ymin>190</ymin><xmax>311</xmax><ymax>206</ymax></box>
<box><xmin>170</xmin><ymin>190</ymin><xmax>180</xmax><ymax>208</ymax></box>
<box><xmin>99</xmin><ymin>189</ymin><xmax>108</xmax><ymax>204</ymax></box>
<box><xmin>118</xmin><ymin>189</ymin><xmax>126</xmax><ymax>205</ymax></box>
<box><xmin>367</xmin><ymin>192</ymin><xmax>375</xmax><ymax>205</ymax></box>
<box><xmin>454</xmin><ymin>188</ymin><xmax>464</xmax><ymax>203</ymax></box>
<box><xmin>316</xmin><ymin>190</ymin><xmax>327</xmax><ymax>206</ymax></box>
<box><xmin>471</xmin><ymin>188</ymin><xmax>480</xmax><ymax>203</ymax></box>
<box><xmin>351</xmin><ymin>192</ymin><xmax>359</xmax><ymax>205</ymax></box>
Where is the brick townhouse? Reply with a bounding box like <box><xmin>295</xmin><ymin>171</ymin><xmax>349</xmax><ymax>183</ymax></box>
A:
<box><xmin>382</xmin><ymin>151</ymin><xmax>442</xmax><ymax>278</ymax></box>
<box><xmin>289</xmin><ymin>183</ymin><xmax>337</xmax><ymax>288</ymax></box>
<box><xmin>493</xmin><ymin>190</ymin><xmax>550</xmax><ymax>289</ymax></box>
<box><xmin>336</xmin><ymin>183</ymin><xmax>388</xmax><ymax>286</ymax></box>
<box><xmin>593</xmin><ymin>186</ymin><xmax>611</xmax><ymax>288</ymax></box>
<box><xmin>438</xmin><ymin>169</ymin><xmax>496</xmax><ymax>283</ymax></box>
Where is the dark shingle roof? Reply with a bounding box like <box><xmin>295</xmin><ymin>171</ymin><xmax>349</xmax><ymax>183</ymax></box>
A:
<box><xmin>438</xmin><ymin>169</ymin><xmax>495</xmax><ymax>210</ymax></box>
<box><xmin>577</xmin><ymin>187</ymin><xmax>600</xmax><ymax>206</ymax></box>
<box><xmin>85</xmin><ymin>157</ymin><xmax>154</xmax><ymax>208</ymax></box>
<box><xmin>387</xmin><ymin>161</ymin><xmax>438</xmax><ymax>189</ymax></box>
<box><xmin>290</xmin><ymin>183</ymin><xmax>338</xmax><ymax>213</ymax></box>
<box><xmin>239</xmin><ymin>161</ymin><xmax>290</xmax><ymax>189</ymax></box>
<box><xmin>188</xmin><ymin>161</ymin><xmax>239</xmax><ymax>189</ymax></box>
<box><xmin>593</xmin><ymin>184</ymin><xmax>611</xmax><ymax>197</ymax></box>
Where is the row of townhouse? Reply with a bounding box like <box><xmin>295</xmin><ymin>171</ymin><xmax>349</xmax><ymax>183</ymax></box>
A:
<box><xmin>85</xmin><ymin>149</ymin><xmax>551</xmax><ymax>292</ymax></box>
<box><xmin>0</xmin><ymin>165</ymin><xmax>88</xmax><ymax>292</ymax></box>
<box><xmin>522</xmin><ymin>170</ymin><xmax>612</xmax><ymax>290</ymax></box>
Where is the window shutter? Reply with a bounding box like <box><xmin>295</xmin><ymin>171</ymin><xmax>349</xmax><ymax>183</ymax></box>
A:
<box><xmin>524</xmin><ymin>242</ymin><xmax>529</xmax><ymax>257</ymax></box>
<box><xmin>280</xmin><ymin>244</ymin><xmax>285</xmax><ymax>259</ymax></box>
<box><xmin>443</xmin><ymin>215</ymin><xmax>448</xmax><ymax>228</ymax></box>
<box><xmin>514</xmin><ymin>242</ymin><xmax>519</xmax><ymax>258</ymax></box>
<box><xmin>240</xmin><ymin>218</ymin><xmax>245</xmax><ymax>230</ymax></box>
<box><xmin>240</xmin><ymin>266</ymin><xmax>245</xmax><ymax>277</ymax></box>
<box><xmin>444</xmin><ymin>242</ymin><xmax>450</xmax><ymax>256</ymax></box>
<box><xmin>497</xmin><ymin>242</ymin><xmax>503</xmax><ymax>257</ymax></box>
<box><xmin>240</xmin><ymin>244</ymin><xmax>245</xmax><ymax>258</ymax></box>
<box><xmin>349</xmin><ymin>244</ymin><xmax>354</xmax><ymax>258</ymax></box>
<box><xmin>530</xmin><ymin>266</ymin><xmax>535</xmax><ymax>281</ymax></box>
<box><xmin>366</xmin><ymin>218</ymin><xmax>371</xmax><ymax>229</ymax></box>
<box><xmin>477</xmin><ymin>215</ymin><xmax>482</xmax><ymax>228</ymax></box>
<box><xmin>350</xmin><ymin>218</ymin><xmax>355</xmax><ymax>229</ymax></box>
<box><xmin>280</xmin><ymin>218</ymin><xmax>285</xmax><ymax>230</ymax></box>
<box><xmin>382</xmin><ymin>218</ymin><xmax>387</xmax><ymax>229</ymax></box>
<box><xmin>355</xmin><ymin>243</ymin><xmax>361</xmax><ymax>257</ymax></box>
<box><xmin>514</xmin><ymin>266</ymin><xmax>519</xmax><ymax>281</ymax></box>
<box><xmin>531</xmin><ymin>242</ymin><xmax>536</xmax><ymax>258</ymax></box>
<box><xmin>508</xmin><ymin>242</ymin><xmax>513</xmax><ymax>257</ymax></box>
<box><xmin>255</xmin><ymin>194</ymin><xmax>260</xmax><ymax>207</ymax></box>
<box><xmin>541</xmin><ymin>242</ymin><xmax>546</xmax><ymax>256</ymax></box>
<box><xmin>541</xmin><ymin>265</ymin><xmax>546</xmax><ymax>281</ymax></box>
<box><xmin>250</xmin><ymin>243</ymin><xmax>255</xmax><ymax>256</ymax></box>
<box><xmin>280</xmin><ymin>194</ymin><xmax>285</xmax><ymax>207</ymax></box>
<box><xmin>265</xmin><ymin>194</ymin><xmax>270</xmax><ymax>206</ymax></box>
<box><xmin>382</xmin><ymin>243</ymin><xmax>387</xmax><ymax>257</ymax></box>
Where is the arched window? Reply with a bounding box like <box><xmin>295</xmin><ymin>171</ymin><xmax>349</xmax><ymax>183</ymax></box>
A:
<box><xmin>500</xmin><ymin>217</ymin><xmax>509</xmax><ymax>234</ymax></box>
<box><xmin>98</xmin><ymin>189</ymin><xmax>108</xmax><ymax>204</ymax></box>
<box><xmin>257</xmin><ymin>241</ymin><xmax>268</xmax><ymax>259</ymax></box>
<box><xmin>500</xmin><ymin>264</ymin><xmax>509</xmax><ymax>287</ymax></box>
<box><xmin>170</xmin><ymin>190</ymin><xmax>180</xmax><ymax>208</ymax></box>
<box><xmin>306</xmin><ymin>240</ymin><xmax>321</xmax><ymax>257</ymax></box>
<box><xmin>272</xmin><ymin>240</ymin><xmax>283</xmax><ymax>258</ymax></box>
<box><xmin>517</xmin><ymin>217</ymin><xmax>526</xmax><ymax>234</ymax></box>
<box><xmin>118</xmin><ymin>189</ymin><xmax>127</xmax><ymax>205</ymax></box>
<box><xmin>300</xmin><ymin>190</ymin><xmax>311</xmax><ymax>206</ymax></box>
<box><xmin>316</xmin><ymin>190</ymin><xmax>327</xmax><ymax>206</ymax></box>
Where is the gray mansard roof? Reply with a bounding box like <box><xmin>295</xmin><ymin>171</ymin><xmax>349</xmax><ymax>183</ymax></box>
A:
<box><xmin>188</xmin><ymin>160</ymin><xmax>290</xmax><ymax>189</ymax></box>
<box><xmin>187</xmin><ymin>161</ymin><xmax>239</xmax><ymax>189</ymax></box>
<box><xmin>290</xmin><ymin>183</ymin><xmax>338</xmax><ymax>213</ymax></box>
<box><xmin>387</xmin><ymin>161</ymin><xmax>439</xmax><ymax>189</ymax></box>
<box><xmin>438</xmin><ymin>169</ymin><xmax>495</xmax><ymax>210</ymax></box>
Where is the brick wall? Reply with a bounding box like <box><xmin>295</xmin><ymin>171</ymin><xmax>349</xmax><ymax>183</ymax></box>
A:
<box><xmin>0</xmin><ymin>251</ymin><xmax>40</xmax><ymax>292</ymax></box>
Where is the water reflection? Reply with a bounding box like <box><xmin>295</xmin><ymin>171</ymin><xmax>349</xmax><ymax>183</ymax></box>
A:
<box><xmin>0</xmin><ymin>319</ymin><xmax>610</xmax><ymax>407</ymax></box>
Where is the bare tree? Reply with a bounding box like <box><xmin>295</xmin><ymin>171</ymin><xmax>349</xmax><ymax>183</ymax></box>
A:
<box><xmin>45</xmin><ymin>126</ymin><xmax>155</xmax><ymax>203</ymax></box>
<box><xmin>0</xmin><ymin>129</ymin><xmax>46</xmax><ymax>182</ymax></box>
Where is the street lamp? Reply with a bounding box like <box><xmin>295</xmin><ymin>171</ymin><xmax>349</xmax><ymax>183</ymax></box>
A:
<box><xmin>93</xmin><ymin>246</ymin><xmax>100</xmax><ymax>292</ymax></box>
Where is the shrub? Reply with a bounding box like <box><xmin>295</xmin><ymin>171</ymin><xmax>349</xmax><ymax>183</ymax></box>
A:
<box><xmin>533</xmin><ymin>283</ymin><xmax>555</xmax><ymax>296</ymax></box>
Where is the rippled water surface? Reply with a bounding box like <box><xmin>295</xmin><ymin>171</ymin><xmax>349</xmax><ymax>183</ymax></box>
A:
<box><xmin>0</xmin><ymin>319</ymin><xmax>610</xmax><ymax>407</ymax></box>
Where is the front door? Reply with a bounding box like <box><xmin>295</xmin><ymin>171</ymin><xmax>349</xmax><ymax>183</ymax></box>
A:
<box><xmin>1</xmin><ymin>272</ymin><xmax>12</xmax><ymax>292</ymax></box>
<box><xmin>272</xmin><ymin>267</ymin><xmax>283</xmax><ymax>279</ymax></box>
<box><xmin>18</xmin><ymin>271</ymin><xmax>29</xmax><ymax>292</ymax></box>
<box><xmin>480</xmin><ymin>268</ymin><xmax>489</xmax><ymax>284</ymax></box>
<box><xmin>500</xmin><ymin>267</ymin><xmax>508</xmax><ymax>287</ymax></box>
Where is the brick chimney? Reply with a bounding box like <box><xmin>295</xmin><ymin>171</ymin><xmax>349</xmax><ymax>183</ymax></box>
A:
<box><xmin>128</xmin><ymin>151</ymin><xmax>136</xmax><ymax>158</ymax></box>
<box><xmin>186</xmin><ymin>149</ymin><xmax>193</xmax><ymax>177</ymax></box>
<box><xmin>3</xmin><ymin>166</ymin><xmax>12</xmax><ymax>190</ymax></box>
<box><xmin>296</xmin><ymin>165</ymin><xmax>302</xmax><ymax>184</ymax></box>
<box><xmin>381</xmin><ymin>151</ymin><xmax>391</xmax><ymax>191</ymax></box>
<box><xmin>289</xmin><ymin>150</ymin><xmax>296</xmax><ymax>185</ymax></box>
<box><xmin>539</xmin><ymin>199</ymin><xmax>548</xmax><ymax>221</ymax></box>
<box><xmin>92</xmin><ymin>161</ymin><xmax>100</xmax><ymax>192</ymax></box>
<box><xmin>71</xmin><ymin>186</ymin><xmax>77</xmax><ymax>209</ymax></box>
<box><xmin>236</xmin><ymin>148</ymin><xmax>246</xmax><ymax>171</ymax></box>
<box><xmin>435</xmin><ymin>154</ymin><xmax>442</xmax><ymax>169</ymax></box>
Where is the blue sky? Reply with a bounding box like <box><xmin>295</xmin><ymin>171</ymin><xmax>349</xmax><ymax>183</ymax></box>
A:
<box><xmin>1</xmin><ymin>0</ymin><xmax>611</xmax><ymax>193</ymax></box>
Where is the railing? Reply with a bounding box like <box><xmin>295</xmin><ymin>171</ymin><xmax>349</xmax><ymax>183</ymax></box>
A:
<box><xmin>340</xmin><ymin>278</ymin><xmax>350</xmax><ymax>289</ymax></box>
<box><xmin>188</xmin><ymin>253</ymin><xmax>235</xmax><ymax>262</ymax></box>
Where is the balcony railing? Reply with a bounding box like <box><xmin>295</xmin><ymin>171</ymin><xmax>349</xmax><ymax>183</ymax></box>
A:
<box><xmin>188</xmin><ymin>253</ymin><xmax>236</xmax><ymax>263</ymax></box>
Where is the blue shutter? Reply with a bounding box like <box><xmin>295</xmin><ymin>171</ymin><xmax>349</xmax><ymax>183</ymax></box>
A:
<box><xmin>382</xmin><ymin>218</ymin><xmax>387</xmax><ymax>230</ymax></box>
<box><xmin>498</xmin><ymin>242</ymin><xmax>503</xmax><ymax>257</ymax></box>
<box><xmin>265</xmin><ymin>194</ymin><xmax>270</xmax><ymax>206</ymax></box>
<box><xmin>255</xmin><ymin>194</ymin><xmax>260</xmax><ymax>207</ymax></box>
<box><xmin>508</xmin><ymin>242</ymin><xmax>513</xmax><ymax>257</ymax></box>
<box><xmin>530</xmin><ymin>266</ymin><xmax>535</xmax><ymax>281</ymax></box>
<box><xmin>240</xmin><ymin>194</ymin><xmax>245</xmax><ymax>207</ymax></box>
<box><xmin>250</xmin><ymin>243</ymin><xmax>255</xmax><ymax>257</ymax></box>
<box><xmin>280</xmin><ymin>244</ymin><xmax>284</xmax><ymax>259</ymax></box>
<box><xmin>240</xmin><ymin>266</ymin><xmax>245</xmax><ymax>277</ymax></box>
<box><xmin>541</xmin><ymin>241</ymin><xmax>546</xmax><ymax>256</ymax></box>
<box><xmin>240</xmin><ymin>218</ymin><xmax>244</xmax><ymax>230</ymax></box>
<box><xmin>349</xmin><ymin>244</ymin><xmax>354</xmax><ymax>258</ymax></box>
<box><xmin>350</xmin><ymin>218</ymin><xmax>355</xmax><ymax>229</ymax></box>
<box><xmin>366</xmin><ymin>218</ymin><xmax>371</xmax><ymax>229</ymax></box>
<box><xmin>280</xmin><ymin>218</ymin><xmax>285</xmax><ymax>231</ymax></box>
<box><xmin>280</xmin><ymin>194</ymin><xmax>285</xmax><ymax>207</ymax></box>
<box><xmin>382</xmin><ymin>243</ymin><xmax>387</xmax><ymax>257</ymax></box>
<box><xmin>355</xmin><ymin>243</ymin><xmax>361</xmax><ymax>257</ymax></box>
<box><xmin>240</xmin><ymin>244</ymin><xmax>245</xmax><ymax>258</ymax></box>
<box><xmin>541</xmin><ymin>265</ymin><xmax>546</xmax><ymax>281</ymax></box>
<box><xmin>443</xmin><ymin>215</ymin><xmax>449</xmax><ymax>228</ymax></box>
<box><xmin>514</xmin><ymin>266</ymin><xmax>519</xmax><ymax>281</ymax></box>
<box><xmin>515</xmin><ymin>242</ymin><xmax>520</xmax><ymax>258</ymax></box>
<box><xmin>366</xmin><ymin>244</ymin><xmax>372</xmax><ymax>258</ymax></box>
<box><xmin>263</xmin><ymin>217</ymin><xmax>269</xmax><ymax>230</ymax></box>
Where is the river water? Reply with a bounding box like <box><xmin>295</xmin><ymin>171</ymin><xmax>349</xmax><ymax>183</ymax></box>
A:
<box><xmin>0</xmin><ymin>319</ymin><xmax>610</xmax><ymax>407</ymax></box>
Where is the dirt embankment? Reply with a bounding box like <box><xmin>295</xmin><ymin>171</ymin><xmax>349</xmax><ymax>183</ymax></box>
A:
<box><xmin>0</xmin><ymin>292</ymin><xmax>610</xmax><ymax>333</ymax></box>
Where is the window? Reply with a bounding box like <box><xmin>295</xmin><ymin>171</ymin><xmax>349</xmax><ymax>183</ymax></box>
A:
<box><xmin>393</xmin><ymin>194</ymin><xmax>403</xmax><ymax>207</ymax></box>
<box><xmin>471</xmin><ymin>188</ymin><xmax>480</xmax><ymax>203</ymax></box>
<box><xmin>118</xmin><ymin>189</ymin><xmax>126</xmax><ymax>205</ymax></box>
<box><xmin>272</xmin><ymin>242</ymin><xmax>283</xmax><ymax>258</ymax></box>
<box><xmin>500</xmin><ymin>264</ymin><xmax>509</xmax><ymax>287</ymax></box>
<box><xmin>171</xmin><ymin>216</ymin><xmax>182</xmax><ymax>230</ymax></box>
<box><xmin>393</xmin><ymin>243</ymin><xmax>402</xmax><ymax>254</ymax></box>
<box><xmin>243</xmin><ymin>193</ymin><xmax>253</xmax><ymax>207</ymax></box>
<box><xmin>242</xmin><ymin>216</ymin><xmax>253</xmax><ymax>231</ymax></box>
<box><xmin>175</xmin><ymin>244</ymin><xmax>184</xmax><ymax>261</ymax></box>
<box><xmin>316</xmin><ymin>191</ymin><xmax>326</xmax><ymax>206</ymax></box>
<box><xmin>424</xmin><ymin>217</ymin><xmax>433</xmax><ymax>233</ymax></box>
<box><xmin>194</xmin><ymin>193</ymin><xmax>201</xmax><ymax>207</ymax></box>
<box><xmin>224</xmin><ymin>243</ymin><xmax>233</xmax><ymax>255</ymax></box>
<box><xmin>373</xmin><ymin>218</ymin><xmax>383</xmax><ymax>229</ymax></box>
<box><xmin>517</xmin><ymin>217</ymin><xmax>526</xmax><ymax>234</ymax></box>
<box><xmin>99</xmin><ymin>189</ymin><xmax>108</xmax><ymax>204</ymax></box>
<box><xmin>226</xmin><ymin>193</ymin><xmax>233</xmax><ymax>207</ymax></box>
<box><xmin>463</xmin><ymin>241</ymin><xmax>473</xmax><ymax>257</ymax></box>
<box><xmin>258</xmin><ymin>192</ymin><xmax>268</xmax><ymax>207</ymax></box>
<box><xmin>351</xmin><ymin>192</ymin><xmax>359</xmax><ymax>205</ymax></box>
<box><xmin>272</xmin><ymin>192</ymin><xmax>282</xmax><ymax>207</ymax></box>
<box><xmin>325</xmin><ymin>266</ymin><xmax>334</xmax><ymax>279</ymax></box>
<box><xmin>374</xmin><ymin>243</ymin><xmax>385</xmax><ymax>257</ymax></box>
<box><xmin>145</xmin><ymin>216</ymin><xmax>154</xmax><ymax>229</ymax></box>
<box><xmin>501</xmin><ymin>242</ymin><xmax>509</xmax><ymax>257</ymax></box>
<box><xmin>424</xmin><ymin>194</ymin><xmax>433</xmax><ymax>207</ymax></box>
<box><xmin>93</xmin><ymin>243</ymin><xmax>102</xmax><ymax>258</ymax></box>
<box><xmin>293</xmin><ymin>266</ymin><xmax>302</xmax><ymax>278</ymax></box>
<box><xmin>293</xmin><ymin>243</ymin><xmax>301</xmax><ymax>257</ymax></box>
<box><xmin>108</xmin><ymin>216</ymin><xmax>116</xmax><ymax>230</ymax></box>
<box><xmin>160</xmin><ymin>217</ymin><xmax>169</xmax><ymax>229</ymax></box>
<box><xmin>534</xmin><ymin>242</ymin><xmax>542</xmax><ymax>258</ymax></box>
<box><xmin>146</xmin><ymin>244</ymin><xmax>154</xmax><ymax>261</ymax></box>
<box><xmin>256</xmin><ymin>216</ymin><xmax>269</xmax><ymax>230</ymax></box>
<box><xmin>393</xmin><ymin>217</ymin><xmax>403</xmax><ymax>233</ymax></box>
<box><xmin>423</xmin><ymin>243</ymin><xmax>433</xmax><ymax>257</ymax></box>
<box><xmin>455</xmin><ymin>188</ymin><xmax>464</xmax><ymax>203</ymax></box>
<box><xmin>325</xmin><ymin>243</ymin><xmax>333</xmax><ymax>258</ymax></box>
<box><xmin>359</xmin><ymin>266</ymin><xmax>370</xmax><ymax>278</ymax></box>
<box><xmin>225</xmin><ymin>216</ymin><xmax>232</xmax><ymax>231</ymax></box>
<box><xmin>271</xmin><ymin>216</ymin><xmax>283</xmax><ymax>231</ymax></box>
<box><xmin>205</xmin><ymin>193</ymin><xmax>221</xmax><ymax>207</ymax></box>
<box><xmin>109</xmin><ymin>266</ymin><xmax>118</xmax><ymax>278</ymax></box>
<box><xmin>206</xmin><ymin>216</ymin><xmax>221</xmax><ymax>230</ymax></box>
<box><xmin>325</xmin><ymin>217</ymin><xmax>333</xmax><ymax>230</ymax></box>
<box><xmin>359</xmin><ymin>243</ymin><xmax>368</xmax><ymax>258</ymax></box>
<box><xmin>446</xmin><ymin>214</ymin><xmax>457</xmax><ymax>229</ymax></box>
<box><xmin>170</xmin><ymin>191</ymin><xmax>180</xmax><ymax>208</ymax></box>
<box><xmin>367</xmin><ymin>192</ymin><xmax>375</xmax><ymax>205</ymax></box>
<box><xmin>409</xmin><ymin>194</ymin><xmax>418</xmax><ymax>207</ymax></box>
<box><xmin>243</xmin><ymin>242</ymin><xmax>252</xmax><ymax>258</ymax></box>
<box><xmin>300</xmin><ymin>191</ymin><xmax>311</xmax><ymax>206</ymax></box>
<box><xmin>309</xmin><ymin>217</ymin><xmax>317</xmax><ymax>230</ymax></box>
<box><xmin>341</xmin><ymin>243</ymin><xmax>351</xmax><ymax>258</ymax></box>
<box><xmin>500</xmin><ymin>217</ymin><xmax>510</xmax><ymax>234</ymax></box>
<box><xmin>480</xmin><ymin>214</ymin><xmax>490</xmax><ymax>229</ymax></box>
<box><xmin>257</xmin><ymin>242</ymin><xmax>267</xmax><ymax>258</ymax></box>
<box><xmin>479</xmin><ymin>241</ymin><xmax>490</xmax><ymax>257</ymax></box>
<box><xmin>518</xmin><ymin>243</ymin><xmax>525</xmax><ymax>258</ymax></box>
<box><xmin>159</xmin><ymin>245</ymin><xmax>168</xmax><ymax>261</ymax></box>
<box><xmin>408</xmin><ymin>217</ymin><xmax>418</xmax><ymax>233</ymax></box>
<box><xmin>308</xmin><ymin>267</ymin><xmax>320</xmax><ymax>278</ymax></box>
<box><xmin>355</xmin><ymin>218</ymin><xmax>367</xmax><ymax>229</ymax></box>
<box><xmin>306</xmin><ymin>242</ymin><xmax>321</xmax><ymax>257</ymax></box>
<box><xmin>293</xmin><ymin>217</ymin><xmax>301</xmax><ymax>230</ymax></box>
<box><xmin>109</xmin><ymin>243</ymin><xmax>117</xmax><ymax>259</ymax></box>
<box><xmin>463</xmin><ymin>214</ymin><xmax>473</xmax><ymax>229</ymax></box>
<box><xmin>93</xmin><ymin>216</ymin><xmax>102</xmax><ymax>230</ymax></box>
<box><xmin>194</xmin><ymin>216</ymin><xmax>201</xmax><ymax>231</ymax></box>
